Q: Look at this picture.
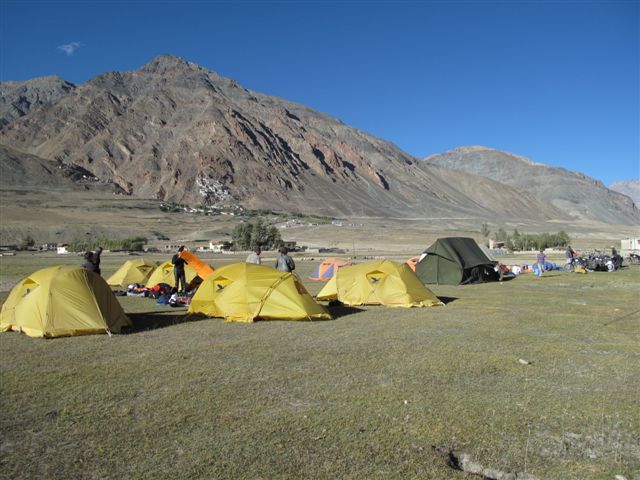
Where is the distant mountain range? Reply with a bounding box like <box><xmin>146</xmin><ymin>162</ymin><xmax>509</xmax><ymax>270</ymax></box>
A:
<box><xmin>424</xmin><ymin>146</ymin><xmax>638</xmax><ymax>225</ymax></box>
<box><xmin>609</xmin><ymin>179</ymin><xmax>640</xmax><ymax>205</ymax></box>
<box><xmin>1</xmin><ymin>55</ymin><xmax>637</xmax><ymax>225</ymax></box>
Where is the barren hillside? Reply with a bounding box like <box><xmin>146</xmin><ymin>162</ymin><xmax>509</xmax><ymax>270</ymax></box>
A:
<box><xmin>424</xmin><ymin>146</ymin><xmax>639</xmax><ymax>225</ymax></box>
<box><xmin>1</xmin><ymin>56</ymin><xmax>637</xmax><ymax>226</ymax></box>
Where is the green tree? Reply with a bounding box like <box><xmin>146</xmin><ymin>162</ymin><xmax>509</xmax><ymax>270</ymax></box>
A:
<box><xmin>264</xmin><ymin>225</ymin><xmax>282</xmax><ymax>250</ymax></box>
<box><xmin>232</xmin><ymin>220</ymin><xmax>282</xmax><ymax>250</ymax></box>
<box><xmin>232</xmin><ymin>223</ymin><xmax>252</xmax><ymax>250</ymax></box>
<box><xmin>480</xmin><ymin>223</ymin><xmax>491</xmax><ymax>238</ymax></box>
<box><xmin>250</xmin><ymin>219</ymin><xmax>268</xmax><ymax>250</ymax></box>
<box><xmin>494</xmin><ymin>227</ymin><xmax>508</xmax><ymax>241</ymax></box>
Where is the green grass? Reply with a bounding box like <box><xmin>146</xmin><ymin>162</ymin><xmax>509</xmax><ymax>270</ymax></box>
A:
<box><xmin>1</xmin><ymin>253</ymin><xmax>639</xmax><ymax>479</ymax></box>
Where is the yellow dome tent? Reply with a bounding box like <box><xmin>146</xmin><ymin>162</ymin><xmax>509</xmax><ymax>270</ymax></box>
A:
<box><xmin>316</xmin><ymin>259</ymin><xmax>444</xmax><ymax>308</ymax></box>
<box><xmin>145</xmin><ymin>261</ymin><xmax>199</xmax><ymax>288</ymax></box>
<box><xmin>0</xmin><ymin>266</ymin><xmax>131</xmax><ymax>338</ymax></box>
<box><xmin>189</xmin><ymin>263</ymin><xmax>331</xmax><ymax>322</ymax></box>
<box><xmin>106</xmin><ymin>258</ymin><xmax>158</xmax><ymax>288</ymax></box>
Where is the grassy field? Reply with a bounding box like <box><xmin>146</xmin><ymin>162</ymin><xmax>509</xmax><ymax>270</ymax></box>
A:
<box><xmin>1</xmin><ymin>253</ymin><xmax>639</xmax><ymax>479</ymax></box>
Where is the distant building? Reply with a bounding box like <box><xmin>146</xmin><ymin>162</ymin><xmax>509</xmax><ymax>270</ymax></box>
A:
<box><xmin>280</xmin><ymin>241</ymin><xmax>306</xmax><ymax>252</ymax></box>
<box><xmin>621</xmin><ymin>238</ymin><xmax>640</xmax><ymax>254</ymax></box>
<box><xmin>56</xmin><ymin>243</ymin><xmax>69</xmax><ymax>254</ymax></box>
<box><xmin>209</xmin><ymin>240</ymin><xmax>233</xmax><ymax>253</ymax></box>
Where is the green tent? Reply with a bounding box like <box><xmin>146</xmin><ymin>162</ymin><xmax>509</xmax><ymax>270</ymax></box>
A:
<box><xmin>415</xmin><ymin>237</ymin><xmax>498</xmax><ymax>285</ymax></box>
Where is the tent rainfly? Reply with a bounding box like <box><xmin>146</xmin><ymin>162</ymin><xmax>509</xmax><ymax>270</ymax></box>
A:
<box><xmin>0</xmin><ymin>266</ymin><xmax>131</xmax><ymax>338</ymax></box>
<box><xmin>415</xmin><ymin>237</ymin><xmax>498</xmax><ymax>285</ymax></box>
<box><xmin>189</xmin><ymin>263</ymin><xmax>332</xmax><ymax>322</ymax></box>
<box><xmin>316</xmin><ymin>259</ymin><xmax>443</xmax><ymax>308</ymax></box>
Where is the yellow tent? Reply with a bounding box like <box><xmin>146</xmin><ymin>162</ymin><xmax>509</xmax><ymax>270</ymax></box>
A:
<box><xmin>0</xmin><ymin>266</ymin><xmax>131</xmax><ymax>338</ymax></box>
<box><xmin>189</xmin><ymin>263</ymin><xmax>331</xmax><ymax>322</ymax></box>
<box><xmin>316</xmin><ymin>259</ymin><xmax>444</xmax><ymax>308</ymax></box>
<box><xmin>145</xmin><ymin>261</ymin><xmax>199</xmax><ymax>288</ymax></box>
<box><xmin>106</xmin><ymin>258</ymin><xmax>158</xmax><ymax>288</ymax></box>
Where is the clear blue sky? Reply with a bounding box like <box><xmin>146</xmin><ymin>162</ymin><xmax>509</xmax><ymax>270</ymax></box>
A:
<box><xmin>1</xmin><ymin>0</ymin><xmax>638</xmax><ymax>185</ymax></box>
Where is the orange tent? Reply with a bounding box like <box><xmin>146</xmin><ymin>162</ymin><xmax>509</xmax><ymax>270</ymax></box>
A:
<box><xmin>405</xmin><ymin>256</ymin><xmax>420</xmax><ymax>272</ymax></box>
<box><xmin>309</xmin><ymin>258</ymin><xmax>352</xmax><ymax>281</ymax></box>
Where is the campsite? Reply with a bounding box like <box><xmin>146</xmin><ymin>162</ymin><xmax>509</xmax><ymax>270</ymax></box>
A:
<box><xmin>1</xmin><ymin>247</ymin><xmax>638</xmax><ymax>479</ymax></box>
<box><xmin>1</xmin><ymin>3</ymin><xmax>639</xmax><ymax>478</ymax></box>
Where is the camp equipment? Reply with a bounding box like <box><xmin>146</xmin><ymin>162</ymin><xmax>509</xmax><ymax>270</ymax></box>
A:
<box><xmin>106</xmin><ymin>258</ymin><xmax>158</xmax><ymax>289</ymax></box>
<box><xmin>309</xmin><ymin>258</ymin><xmax>352</xmax><ymax>281</ymax></box>
<box><xmin>145</xmin><ymin>261</ymin><xmax>199</xmax><ymax>288</ymax></box>
<box><xmin>0</xmin><ymin>266</ymin><xmax>131</xmax><ymax>338</ymax></box>
<box><xmin>316</xmin><ymin>259</ymin><xmax>443</xmax><ymax>308</ymax></box>
<box><xmin>179</xmin><ymin>251</ymin><xmax>214</xmax><ymax>280</ymax></box>
<box><xmin>415</xmin><ymin>237</ymin><xmax>498</xmax><ymax>285</ymax></box>
<box><xmin>189</xmin><ymin>263</ymin><xmax>331</xmax><ymax>322</ymax></box>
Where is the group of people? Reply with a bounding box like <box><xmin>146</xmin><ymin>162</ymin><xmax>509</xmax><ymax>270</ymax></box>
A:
<box><xmin>169</xmin><ymin>245</ymin><xmax>296</xmax><ymax>293</ymax></box>
<box><xmin>536</xmin><ymin>244</ymin><xmax>619</xmax><ymax>275</ymax></box>
<box><xmin>244</xmin><ymin>246</ymin><xmax>296</xmax><ymax>272</ymax></box>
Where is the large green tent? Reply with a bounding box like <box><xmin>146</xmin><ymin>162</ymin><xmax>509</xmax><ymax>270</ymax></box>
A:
<box><xmin>415</xmin><ymin>237</ymin><xmax>498</xmax><ymax>285</ymax></box>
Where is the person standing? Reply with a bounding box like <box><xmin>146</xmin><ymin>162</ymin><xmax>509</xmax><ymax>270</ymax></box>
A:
<box><xmin>611</xmin><ymin>245</ymin><xmax>622</xmax><ymax>269</ymax></box>
<box><xmin>275</xmin><ymin>247</ymin><xmax>295</xmax><ymax>272</ymax></box>
<box><xmin>246</xmin><ymin>246</ymin><xmax>262</xmax><ymax>265</ymax></box>
<box><xmin>82</xmin><ymin>251</ymin><xmax>96</xmax><ymax>272</ymax></box>
<box><xmin>91</xmin><ymin>246</ymin><xmax>103</xmax><ymax>275</ymax></box>
<box><xmin>536</xmin><ymin>249</ymin><xmax>546</xmax><ymax>276</ymax></box>
<box><xmin>172</xmin><ymin>246</ymin><xmax>188</xmax><ymax>293</ymax></box>
<box><xmin>565</xmin><ymin>245</ymin><xmax>576</xmax><ymax>266</ymax></box>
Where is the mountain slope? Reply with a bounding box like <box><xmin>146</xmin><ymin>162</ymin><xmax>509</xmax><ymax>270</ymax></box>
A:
<box><xmin>0</xmin><ymin>76</ymin><xmax>76</xmax><ymax>128</ymax></box>
<box><xmin>0</xmin><ymin>144</ymin><xmax>121</xmax><ymax>193</ymax></box>
<box><xmin>609</xmin><ymin>179</ymin><xmax>640</xmax><ymax>205</ymax></box>
<box><xmin>424</xmin><ymin>147</ymin><xmax>639</xmax><ymax>224</ymax></box>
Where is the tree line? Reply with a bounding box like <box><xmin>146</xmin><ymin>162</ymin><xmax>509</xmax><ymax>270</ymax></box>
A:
<box><xmin>69</xmin><ymin>236</ymin><xmax>148</xmax><ymax>253</ymax></box>
<box><xmin>231</xmin><ymin>219</ymin><xmax>282</xmax><ymax>250</ymax></box>
<box><xmin>483</xmin><ymin>224</ymin><xmax>571</xmax><ymax>251</ymax></box>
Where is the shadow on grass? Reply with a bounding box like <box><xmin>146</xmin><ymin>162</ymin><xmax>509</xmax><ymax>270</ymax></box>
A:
<box><xmin>124</xmin><ymin>310</ymin><xmax>206</xmax><ymax>333</ymax></box>
<box><xmin>326</xmin><ymin>304</ymin><xmax>365</xmax><ymax>319</ymax></box>
<box><xmin>438</xmin><ymin>296</ymin><xmax>458</xmax><ymax>305</ymax></box>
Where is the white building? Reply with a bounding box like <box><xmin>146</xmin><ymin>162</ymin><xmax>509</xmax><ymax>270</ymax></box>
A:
<box><xmin>209</xmin><ymin>240</ymin><xmax>233</xmax><ymax>253</ymax></box>
<box><xmin>621</xmin><ymin>238</ymin><xmax>640</xmax><ymax>254</ymax></box>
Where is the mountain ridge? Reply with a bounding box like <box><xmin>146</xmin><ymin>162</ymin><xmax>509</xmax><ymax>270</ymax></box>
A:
<box><xmin>609</xmin><ymin>179</ymin><xmax>640</xmax><ymax>205</ymax></box>
<box><xmin>0</xmin><ymin>54</ymin><xmax>637</xmax><ymax>225</ymax></box>
<box><xmin>423</xmin><ymin>146</ymin><xmax>638</xmax><ymax>224</ymax></box>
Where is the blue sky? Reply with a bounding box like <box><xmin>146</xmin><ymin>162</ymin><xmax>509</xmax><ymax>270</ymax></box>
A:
<box><xmin>1</xmin><ymin>0</ymin><xmax>638</xmax><ymax>185</ymax></box>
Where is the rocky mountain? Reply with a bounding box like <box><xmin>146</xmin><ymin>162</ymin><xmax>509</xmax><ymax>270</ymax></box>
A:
<box><xmin>0</xmin><ymin>76</ymin><xmax>76</xmax><ymax>128</ymax></box>
<box><xmin>0</xmin><ymin>143</ymin><xmax>121</xmax><ymax>193</ymax></box>
<box><xmin>609</xmin><ymin>179</ymin><xmax>640</xmax><ymax>205</ymax></box>
<box><xmin>424</xmin><ymin>146</ymin><xmax>639</xmax><ymax>225</ymax></box>
<box><xmin>0</xmin><ymin>55</ymin><xmax>637</xmax><ymax>225</ymax></box>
